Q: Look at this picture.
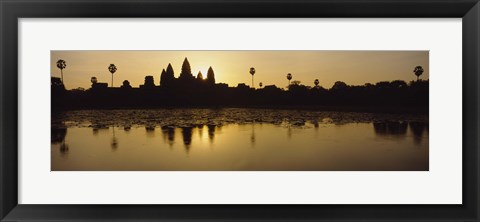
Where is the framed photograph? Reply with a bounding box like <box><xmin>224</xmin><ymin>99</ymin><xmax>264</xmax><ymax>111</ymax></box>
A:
<box><xmin>1</xmin><ymin>0</ymin><xmax>479</xmax><ymax>221</ymax></box>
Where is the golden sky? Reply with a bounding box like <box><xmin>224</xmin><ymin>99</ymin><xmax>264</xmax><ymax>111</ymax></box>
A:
<box><xmin>51</xmin><ymin>51</ymin><xmax>429</xmax><ymax>90</ymax></box>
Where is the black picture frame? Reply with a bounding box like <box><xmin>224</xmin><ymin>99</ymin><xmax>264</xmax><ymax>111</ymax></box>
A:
<box><xmin>1</xmin><ymin>0</ymin><xmax>479</xmax><ymax>221</ymax></box>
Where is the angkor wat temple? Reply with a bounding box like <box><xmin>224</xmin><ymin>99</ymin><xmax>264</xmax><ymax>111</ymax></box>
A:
<box><xmin>85</xmin><ymin>57</ymin><xmax>221</xmax><ymax>91</ymax></box>
<box><xmin>52</xmin><ymin>57</ymin><xmax>429</xmax><ymax>113</ymax></box>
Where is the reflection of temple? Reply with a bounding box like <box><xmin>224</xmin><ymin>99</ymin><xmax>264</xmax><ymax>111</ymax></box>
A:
<box><xmin>160</xmin><ymin>124</ymin><xmax>219</xmax><ymax>151</ymax></box>
<box><xmin>373</xmin><ymin>121</ymin><xmax>428</xmax><ymax>143</ymax></box>
<box><xmin>161</xmin><ymin>126</ymin><xmax>175</xmax><ymax>146</ymax></box>
<box><xmin>409</xmin><ymin>122</ymin><xmax>428</xmax><ymax>143</ymax></box>
<box><xmin>373</xmin><ymin>121</ymin><xmax>408</xmax><ymax>135</ymax></box>
<box><xmin>197</xmin><ymin>125</ymin><xmax>204</xmax><ymax>138</ymax></box>
<box><xmin>207</xmin><ymin>125</ymin><xmax>215</xmax><ymax>142</ymax></box>
<box><xmin>145</xmin><ymin>125</ymin><xmax>155</xmax><ymax>138</ymax></box>
<box><xmin>181</xmin><ymin>127</ymin><xmax>193</xmax><ymax>151</ymax></box>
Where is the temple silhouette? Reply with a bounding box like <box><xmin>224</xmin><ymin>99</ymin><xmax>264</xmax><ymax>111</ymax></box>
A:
<box><xmin>52</xmin><ymin>57</ymin><xmax>429</xmax><ymax>113</ymax></box>
<box><xmin>52</xmin><ymin>120</ymin><xmax>427</xmax><ymax>155</ymax></box>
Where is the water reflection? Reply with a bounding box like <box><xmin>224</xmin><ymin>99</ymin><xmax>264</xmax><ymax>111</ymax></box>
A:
<box><xmin>51</xmin><ymin>127</ymin><xmax>67</xmax><ymax>144</ymax></box>
<box><xmin>161</xmin><ymin>126</ymin><xmax>175</xmax><ymax>147</ymax></box>
<box><xmin>181</xmin><ymin>127</ymin><xmax>193</xmax><ymax>151</ymax></box>
<box><xmin>373</xmin><ymin>121</ymin><xmax>428</xmax><ymax>145</ymax></box>
<box><xmin>59</xmin><ymin>143</ymin><xmax>69</xmax><ymax>156</ymax></box>
<box><xmin>52</xmin><ymin>111</ymin><xmax>429</xmax><ymax>171</ymax></box>
<box><xmin>197</xmin><ymin>125</ymin><xmax>204</xmax><ymax>139</ymax></box>
<box><xmin>207</xmin><ymin>125</ymin><xmax>215</xmax><ymax>142</ymax></box>
<box><xmin>287</xmin><ymin>126</ymin><xmax>292</xmax><ymax>140</ymax></box>
<box><xmin>250</xmin><ymin>123</ymin><xmax>256</xmax><ymax>147</ymax></box>
<box><xmin>409</xmin><ymin>122</ymin><xmax>428</xmax><ymax>144</ymax></box>
<box><xmin>52</xmin><ymin>126</ymin><xmax>69</xmax><ymax>156</ymax></box>
<box><xmin>92</xmin><ymin>126</ymin><xmax>109</xmax><ymax>136</ymax></box>
<box><xmin>373</xmin><ymin>121</ymin><xmax>408</xmax><ymax>136</ymax></box>
<box><xmin>111</xmin><ymin>127</ymin><xmax>118</xmax><ymax>150</ymax></box>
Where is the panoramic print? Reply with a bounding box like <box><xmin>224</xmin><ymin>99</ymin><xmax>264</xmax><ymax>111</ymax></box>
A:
<box><xmin>51</xmin><ymin>50</ymin><xmax>429</xmax><ymax>171</ymax></box>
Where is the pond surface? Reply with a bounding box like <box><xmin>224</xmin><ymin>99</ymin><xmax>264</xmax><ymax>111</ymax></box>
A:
<box><xmin>51</xmin><ymin>108</ymin><xmax>428</xmax><ymax>171</ymax></box>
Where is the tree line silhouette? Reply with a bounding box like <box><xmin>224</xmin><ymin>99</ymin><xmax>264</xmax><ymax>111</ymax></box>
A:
<box><xmin>52</xmin><ymin>57</ymin><xmax>428</xmax><ymax>113</ymax></box>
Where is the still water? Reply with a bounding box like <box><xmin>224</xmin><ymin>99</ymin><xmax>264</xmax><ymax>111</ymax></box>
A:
<box><xmin>51</xmin><ymin>109</ymin><xmax>428</xmax><ymax>171</ymax></box>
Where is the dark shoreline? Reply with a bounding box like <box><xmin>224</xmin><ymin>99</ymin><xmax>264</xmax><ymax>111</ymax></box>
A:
<box><xmin>52</xmin><ymin>79</ymin><xmax>428</xmax><ymax>115</ymax></box>
<box><xmin>53</xmin><ymin>105</ymin><xmax>428</xmax><ymax>115</ymax></box>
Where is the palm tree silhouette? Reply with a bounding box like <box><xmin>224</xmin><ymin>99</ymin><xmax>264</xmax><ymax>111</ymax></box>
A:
<box><xmin>287</xmin><ymin>73</ymin><xmax>292</xmax><ymax>86</ymax></box>
<box><xmin>249</xmin><ymin>67</ymin><xmax>255</xmax><ymax>88</ymax></box>
<box><xmin>314</xmin><ymin>79</ymin><xmax>319</xmax><ymax>87</ymax></box>
<box><xmin>108</xmin><ymin>64</ymin><xmax>117</xmax><ymax>87</ymax></box>
<box><xmin>413</xmin><ymin>66</ymin><xmax>424</xmax><ymax>81</ymax></box>
<box><xmin>56</xmin><ymin>59</ymin><xmax>66</xmax><ymax>84</ymax></box>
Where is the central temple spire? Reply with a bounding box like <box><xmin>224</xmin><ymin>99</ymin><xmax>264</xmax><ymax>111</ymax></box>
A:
<box><xmin>207</xmin><ymin>66</ymin><xmax>215</xmax><ymax>84</ymax></box>
<box><xmin>179</xmin><ymin>57</ymin><xmax>193</xmax><ymax>80</ymax></box>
